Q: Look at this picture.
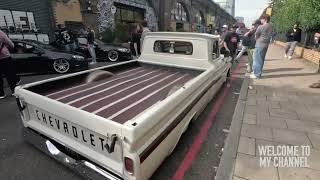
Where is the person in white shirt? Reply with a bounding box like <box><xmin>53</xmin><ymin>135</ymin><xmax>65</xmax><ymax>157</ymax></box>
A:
<box><xmin>140</xmin><ymin>21</ymin><xmax>151</xmax><ymax>52</ymax></box>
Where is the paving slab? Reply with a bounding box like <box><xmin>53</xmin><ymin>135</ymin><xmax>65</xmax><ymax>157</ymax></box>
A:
<box><xmin>278</xmin><ymin>167</ymin><xmax>320</xmax><ymax>180</ymax></box>
<box><xmin>257</xmin><ymin>117</ymin><xmax>287</xmax><ymax>129</ymax></box>
<box><xmin>245</xmin><ymin>105</ymin><xmax>257</xmax><ymax>115</ymax></box>
<box><xmin>234</xmin><ymin>153</ymin><xmax>279</xmax><ymax>180</ymax></box>
<box><xmin>241</xmin><ymin>124</ymin><xmax>273</xmax><ymax>141</ymax></box>
<box><xmin>308</xmin><ymin>133</ymin><xmax>320</xmax><ymax>150</ymax></box>
<box><xmin>309</xmin><ymin>149</ymin><xmax>320</xmax><ymax>171</ymax></box>
<box><xmin>243</xmin><ymin>114</ymin><xmax>257</xmax><ymax>125</ymax></box>
<box><xmin>272</xmin><ymin>128</ymin><xmax>312</xmax><ymax>146</ymax></box>
<box><xmin>285</xmin><ymin>119</ymin><xmax>320</xmax><ymax>134</ymax></box>
<box><xmin>238</xmin><ymin>136</ymin><xmax>255</xmax><ymax>156</ymax></box>
<box><xmin>269</xmin><ymin>109</ymin><xmax>299</xmax><ymax>120</ymax></box>
<box><xmin>297</xmin><ymin>112</ymin><xmax>320</xmax><ymax>123</ymax></box>
<box><xmin>233</xmin><ymin>176</ymin><xmax>249</xmax><ymax>180</ymax></box>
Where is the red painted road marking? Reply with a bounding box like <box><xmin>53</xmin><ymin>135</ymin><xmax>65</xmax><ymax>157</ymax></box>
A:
<box><xmin>172</xmin><ymin>59</ymin><xmax>245</xmax><ymax>180</ymax></box>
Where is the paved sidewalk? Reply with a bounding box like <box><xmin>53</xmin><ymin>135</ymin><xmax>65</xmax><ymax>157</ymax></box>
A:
<box><xmin>233</xmin><ymin>44</ymin><xmax>320</xmax><ymax>180</ymax></box>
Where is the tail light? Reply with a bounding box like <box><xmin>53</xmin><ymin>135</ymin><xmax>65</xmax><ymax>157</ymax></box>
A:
<box><xmin>124</xmin><ymin>157</ymin><xmax>134</xmax><ymax>174</ymax></box>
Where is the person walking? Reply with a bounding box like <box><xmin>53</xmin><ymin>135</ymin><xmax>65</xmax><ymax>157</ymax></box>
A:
<box><xmin>250</xmin><ymin>15</ymin><xmax>273</xmax><ymax>79</ymax></box>
<box><xmin>223</xmin><ymin>24</ymin><xmax>240</xmax><ymax>63</ymax></box>
<box><xmin>87</xmin><ymin>27</ymin><xmax>96</xmax><ymax>64</ymax></box>
<box><xmin>0</xmin><ymin>29</ymin><xmax>19</xmax><ymax>99</ymax></box>
<box><xmin>234</xmin><ymin>35</ymin><xmax>249</xmax><ymax>62</ymax></box>
<box><xmin>131</xmin><ymin>24</ymin><xmax>142</xmax><ymax>57</ymax></box>
<box><xmin>284</xmin><ymin>23</ymin><xmax>302</xmax><ymax>60</ymax></box>
<box><xmin>314</xmin><ymin>31</ymin><xmax>320</xmax><ymax>49</ymax></box>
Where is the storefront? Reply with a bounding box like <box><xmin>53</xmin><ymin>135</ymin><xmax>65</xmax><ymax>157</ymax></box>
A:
<box><xmin>97</xmin><ymin>0</ymin><xmax>158</xmax><ymax>32</ymax></box>
<box><xmin>114</xmin><ymin>3</ymin><xmax>145</xmax><ymax>25</ymax></box>
<box><xmin>170</xmin><ymin>2</ymin><xmax>190</xmax><ymax>32</ymax></box>
<box><xmin>193</xmin><ymin>10</ymin><xmax>205</xmax><ymax>33</ymax></box>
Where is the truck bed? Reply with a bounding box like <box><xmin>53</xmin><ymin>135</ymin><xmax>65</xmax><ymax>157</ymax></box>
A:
<box><xmin>28</xmin><ymin>62</ymin><xmax>201</xmax><ymax>124</ymax></box>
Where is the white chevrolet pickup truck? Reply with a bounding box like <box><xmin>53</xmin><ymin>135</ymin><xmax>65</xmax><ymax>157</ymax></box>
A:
<box><xmin>15</xmin><ymin>32</ymin><xmax>232</xmax><ymax>180</ymax></box>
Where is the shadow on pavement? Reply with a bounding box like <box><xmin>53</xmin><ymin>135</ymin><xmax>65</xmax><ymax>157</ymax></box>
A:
<box><xmin>262</xmin><ymin>72</ymin><xmax>318</xmax><ymax>79</ymax></box>
<box><xmin>263</xmin><ymin>68</ymin><xmax>303</xmax><ymax>73</ymax></box>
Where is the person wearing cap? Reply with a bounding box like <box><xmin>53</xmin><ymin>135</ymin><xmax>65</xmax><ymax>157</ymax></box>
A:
<box><xmin>219</xmin><ymin>25</ymin><xmax>229</xmax><ymax>47</ymax></box>
<box><xmin>223</xmin><ymin>24</ymin><xmax>240</xmax><ymax>63</ymax></box>
<box><xmin>251</xmin><ymin>14</ymin><xmax>273</xmax><ymax>79</ymax></box>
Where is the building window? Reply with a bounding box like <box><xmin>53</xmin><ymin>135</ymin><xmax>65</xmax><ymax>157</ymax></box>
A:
<box><xmin>114</xmin><ymin>3</ymin><xmax>145</xmax><ymax>24</ymax></box>
<box><xmin>171</xmin><ymin>3</ymin><xmax>188</xmax><ymax>22</ymax></box>
<box><xmin>195</xmin><ymin>11</ymin><xmax>205</xmax><ymax>24</ymax></box>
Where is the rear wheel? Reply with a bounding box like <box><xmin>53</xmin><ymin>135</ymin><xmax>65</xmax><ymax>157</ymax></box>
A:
<box><xmin>107</xmin><ymin>50</ymin><xmax>119</xmax><ymax>62</ymax></box>
<box><xmin>53</xmin><ymin>59</ymin><xmax>70</xmax><ymax>74</ymax></box>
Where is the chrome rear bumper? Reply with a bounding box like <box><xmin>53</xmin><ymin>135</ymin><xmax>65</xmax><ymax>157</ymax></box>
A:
<box><xmin>23</xmin><ymin>128</ymin><xmax>122</xmax><ymax>180</ymax></box>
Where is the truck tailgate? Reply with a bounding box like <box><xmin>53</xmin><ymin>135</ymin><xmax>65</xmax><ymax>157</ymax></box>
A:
<box><xmin>17</xmin><ymin>89</ymin><xmax>124</xmax><ymax>177</ymax></box>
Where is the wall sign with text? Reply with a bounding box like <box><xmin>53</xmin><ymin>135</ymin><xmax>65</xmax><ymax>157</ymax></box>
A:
<box><xmin>0</xmin><ymin>9</ymin><xmax>37</xmax><ymax>30</ymax></box>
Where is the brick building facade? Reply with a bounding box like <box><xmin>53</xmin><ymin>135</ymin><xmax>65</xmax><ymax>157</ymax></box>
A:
<box><xmin>84</xmin><ymin>0</ymin><xmax>235</xmax><ymax>33</ymax></box>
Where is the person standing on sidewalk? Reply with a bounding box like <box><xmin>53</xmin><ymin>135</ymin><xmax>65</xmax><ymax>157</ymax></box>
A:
<box><xmin>140</xmin><ymin>21</ymin><xmax>151</xmax><ymax>52</ymax></box>
<box><xmin>284</xmin><ymin>23</ymin><xmax>302</xmax><ymax>60</ymax></box>
<box><xmin>251</xmin><ymin>15</ymin><xmax>273</xmax><ymax>79</ymax></box>
<box><xmin>0</xmin><ymin>29</ymin><xmax>19</xmax><ymax>99</ymax></box>
<box><xmin>223</xmin><ymin>24</ymin><xmax>240</xmax><ymax>63</ymax></box>
<box><xmin>87</xmin><ymin>27</ymin><xmax>96</xmax><ymax>64</ymax></box>
<box><xmin>131</xmin><ymin>24</ymin><xmax>142</xmax><ymax>57</ymax></box>
<box><xmin>241</xmin><ymin>20</ymin><xmax>261</xmax><ymax>72</ymax></box>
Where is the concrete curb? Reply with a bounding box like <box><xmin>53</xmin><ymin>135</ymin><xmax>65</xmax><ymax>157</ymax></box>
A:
<box><xmin>215</xmin><ymin>74</ymin><xmax>250</xmax><ymax>180</ymax></box>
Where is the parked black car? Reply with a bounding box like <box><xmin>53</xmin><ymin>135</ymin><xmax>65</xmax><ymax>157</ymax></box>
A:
<box><xmin>10</xmin><ymin>39</ymin><xmax>89</xmax><ymax>74</ymax></box>
<box><xmin>75</xmin><ymin>37</ymin><xmax>133</xmax><ymax>62</ymax></box>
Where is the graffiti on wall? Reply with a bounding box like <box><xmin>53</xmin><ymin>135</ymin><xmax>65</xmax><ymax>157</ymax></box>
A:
<box><xmin>0</xmin><ymin>9</ymin><xmax>37</xmax><ymax>30</ymax></box>
<box><xmin>97</xmin><ymin>0</ymin><xmax>158</xmax><ymax>32</ymax></box>
<box><xmin>0</xmin><ymin>9</ymin><xmax>49</xmax><ymax>44</ymax></box>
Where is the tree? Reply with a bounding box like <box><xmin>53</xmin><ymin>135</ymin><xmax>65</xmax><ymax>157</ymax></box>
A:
<box><xmin>271</xmin><ymin>0</ymin><xmax>320</xmax><ymax>32</ymax></box>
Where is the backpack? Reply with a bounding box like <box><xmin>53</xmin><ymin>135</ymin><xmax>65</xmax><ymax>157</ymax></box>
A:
<box><xmin>241</xmin><ymin>36</ymin><xmax>251</xmax><ymax>47</ymax></box>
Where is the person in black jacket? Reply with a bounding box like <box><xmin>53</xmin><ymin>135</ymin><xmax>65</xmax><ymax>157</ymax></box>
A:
<box><xmin>284</xmin><ymin>23</ymin><xmax>302</xmax><ymax>60</ymax></box>
<box><xmin>223</xmin><ymin>25</ymin><xmax>240</xmax><ymax>63</ymax></box>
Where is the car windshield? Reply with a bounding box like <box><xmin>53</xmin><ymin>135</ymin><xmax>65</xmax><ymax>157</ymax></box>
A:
<box><xmin>24</xmin><ymin>40</ymin><xmax>58</xmax><ymax>51</ymax></box>
<box><xmin>77</xmin><ymin>38</ymin><xmax>88</xmax><ymax>45</ymax></box>
<box><xmin>36</xmin><ymin>42</ymin><xmax>58</xmax><ymax>50</ymax></box>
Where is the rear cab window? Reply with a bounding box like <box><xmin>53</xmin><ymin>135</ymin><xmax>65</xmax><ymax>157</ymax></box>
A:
<box><xmin>212</xmin><ymin>40</ymin><xmax>220</xmax><ymax>59</ymax></box>
<box><xmin>154</xmin><ymin>40</ymin><xmax>193</xmax><ymax>55</ymax></box>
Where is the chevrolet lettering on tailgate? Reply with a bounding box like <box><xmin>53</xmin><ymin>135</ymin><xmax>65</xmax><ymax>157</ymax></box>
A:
<box><xmin>34</xmin><ymin>108</ymin><xmax>118</xmax><ymax>154</ymax></box>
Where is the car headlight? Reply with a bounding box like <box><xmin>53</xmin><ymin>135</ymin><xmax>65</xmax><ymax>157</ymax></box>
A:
<box><xmin>72</xmin><ymin>55</ymin><xmax>85</xmax><ymax>61</ymax></box>
<box><xmin>117</xmin><ymin>48</ymin><xmax>130</xmax><ymax>53</ymax></box>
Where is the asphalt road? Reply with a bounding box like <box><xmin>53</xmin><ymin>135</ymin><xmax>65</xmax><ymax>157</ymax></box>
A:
<box><xmin>0</xmin><ymin>60</ymin><xmax>246</xmax><ymax>180</ymax></box>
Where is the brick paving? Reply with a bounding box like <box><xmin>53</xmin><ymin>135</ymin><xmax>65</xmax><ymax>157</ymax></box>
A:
<box><xmin>233</xmin><ymin>44</ymin><xmax>320</xmax><ymax>180</ymax></box>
